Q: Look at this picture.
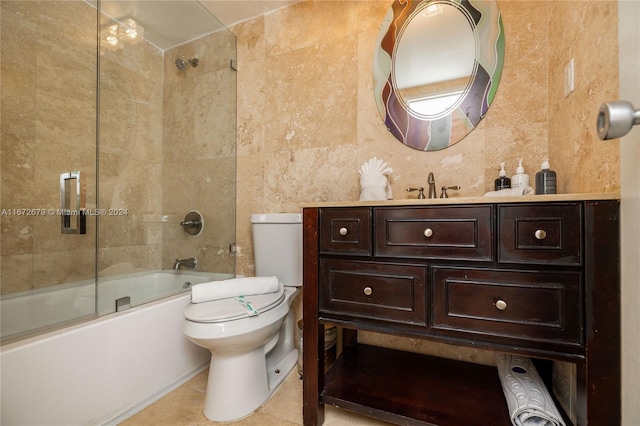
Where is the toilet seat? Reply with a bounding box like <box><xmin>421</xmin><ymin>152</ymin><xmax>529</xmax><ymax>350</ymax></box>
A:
<box><xmin>184</xmin><ymin>285</ymin><xmax>285</xmax><ymax>323</ymax></box>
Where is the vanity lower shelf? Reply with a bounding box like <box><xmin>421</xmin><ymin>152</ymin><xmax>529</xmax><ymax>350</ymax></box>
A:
<box><xmin>321</xmin><ymin>344</ymin><xmax>571</xmax><ymax>426</ymax></box>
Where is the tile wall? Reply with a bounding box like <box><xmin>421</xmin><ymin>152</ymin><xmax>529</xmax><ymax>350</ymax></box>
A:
<box><xmin>231</xmin><ymin>2</ymin><xmax>619</xmax><ymax>421</ymax></box>
<box><xmin>1</xmin><ymin>1</ymin><xmax>97</xmax><ymax>293</ymax></box>
<box><xmin>0</xmin><ymin>1</ymin><xmax>237</xmax><ymax>293</ymax></box>
<box><xmin>232</xmin><ymin>0</ymin><xmax>619</xmax><ymax>278</ymax></box>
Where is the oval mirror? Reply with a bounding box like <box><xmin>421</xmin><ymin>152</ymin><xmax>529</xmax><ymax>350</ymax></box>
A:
<box><xmin>373</xmin><ymin>0</ymin><xmax>505</xmax><ymax>151</ymax></box>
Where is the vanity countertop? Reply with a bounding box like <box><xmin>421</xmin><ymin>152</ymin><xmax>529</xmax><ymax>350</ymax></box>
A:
<box><xmin>301</xmin><ymin>192</ymin><xmax>619</xmax><ymax>208</ymax></box>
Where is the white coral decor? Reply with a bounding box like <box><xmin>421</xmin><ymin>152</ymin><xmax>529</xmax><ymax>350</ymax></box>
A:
<box><xmin>359</xmin><ymin>157</ymin><xmax>393</xmax><ymax>201</ymax></box>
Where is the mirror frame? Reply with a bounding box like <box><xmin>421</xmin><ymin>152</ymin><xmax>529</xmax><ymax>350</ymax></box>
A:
<box><xmin>373</xmin><ymin>0</ymin><xmax>505</xmax><ymax>151</ymax></box>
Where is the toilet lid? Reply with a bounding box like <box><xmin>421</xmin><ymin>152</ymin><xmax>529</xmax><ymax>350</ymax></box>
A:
<box><xmin>184</xmin><ymin>284</ymin><xmax>285</xmax><ymax>323</ymax></box>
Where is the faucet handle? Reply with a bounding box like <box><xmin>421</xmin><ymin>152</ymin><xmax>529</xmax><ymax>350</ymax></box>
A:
<box><xmin>407</xmin><ymin>187</ymin><xmax>425</xmax><ymax>199</ymax></box>
<box><xmin>440</xmin><ymin>186</ymin><xmax>461</xmax><ymax>198</ymax></box>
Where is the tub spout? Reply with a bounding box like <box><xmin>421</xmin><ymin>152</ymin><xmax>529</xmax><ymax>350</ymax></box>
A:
<box><xmin>174</xmin><ymin>257</ymin><xmax>197</xmax><ymax>270</ymax></box>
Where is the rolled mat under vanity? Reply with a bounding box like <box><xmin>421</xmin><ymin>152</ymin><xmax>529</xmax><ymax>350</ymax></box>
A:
<box><xmin>495</xmin><ymin>353</ymin><xmax>566</xmax><ymax>426</ymax></box>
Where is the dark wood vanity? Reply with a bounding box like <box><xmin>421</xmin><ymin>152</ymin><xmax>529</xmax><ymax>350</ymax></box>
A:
<box><xmin>302</xmin><ymin>195</ymin><xmax>620</xmax><ymax>426</ymax></box>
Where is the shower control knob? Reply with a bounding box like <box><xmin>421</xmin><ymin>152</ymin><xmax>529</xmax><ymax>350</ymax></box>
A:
<box><xmin>424</xmin><ymin>228</ymin><xmax>433</xmax><ymax>238</ymax></box>
<box><xmin>339</xmin><ymin>227</ymin><xmax>348</xmax><ymax>236</ymax></box>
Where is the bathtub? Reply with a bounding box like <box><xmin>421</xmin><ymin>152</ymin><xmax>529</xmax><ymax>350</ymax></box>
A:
<box><xmin>0</xmin><ymin>270</ymin><xmax>233</xmax><ymax>426</ymax></box>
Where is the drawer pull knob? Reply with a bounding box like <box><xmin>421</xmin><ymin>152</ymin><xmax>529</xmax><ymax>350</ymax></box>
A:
<box><xmin>534</xmin><ymin>229</ymin><xmax>547</xmax><ymax>240</ymax></box>
<box><xmin>363</xmin><ymin>286</ymin><xmax>373</xmax><ymax>296</ymax></box>
<box><xmin>423</xmin><ymin>228</ymin><xmax>434</xmax><ymax>238</ymax></box>
<box><xmin>495</xmin><ymin>300</ymin><xmax>507</xmax><ymax>311</ymax></box>
<box><xmin>339</xmin><ymin>227</ymin><xmax>348</xmax><ymax>236</ymax></box>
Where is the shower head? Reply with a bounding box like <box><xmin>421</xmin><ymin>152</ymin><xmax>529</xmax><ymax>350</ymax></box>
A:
<box><xmin>175</xmin><ymin>58</ymin><xmax>199</xmax><ymax>71</ymax></box>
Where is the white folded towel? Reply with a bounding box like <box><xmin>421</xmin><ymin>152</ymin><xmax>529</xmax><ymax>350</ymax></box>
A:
<box><xmin>190</xmin><ymin>276</ymin><xmax>280</xmax><ymax>304</ymax></box>
<box><xmin>484</xmin><ymin>186</ymin><xmax>535</xmax><ymax>197</ymax></box>
<box><xmin>495</xmin><ymin>353</ymin><xmax>566</xmax><ymax>426</ymax></box>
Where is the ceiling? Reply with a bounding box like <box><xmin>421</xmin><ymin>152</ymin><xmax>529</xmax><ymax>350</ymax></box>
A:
<box><xmin>98</xmin><ymin>1</ymin><xmax>300</xmax><ymax>50</ymax></box>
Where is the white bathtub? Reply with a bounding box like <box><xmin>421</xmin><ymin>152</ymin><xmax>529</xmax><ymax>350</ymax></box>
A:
<box><xmin>0</xmin><ymin>270</ymin><xmax>232</xmax><ymax>426</ymax></box>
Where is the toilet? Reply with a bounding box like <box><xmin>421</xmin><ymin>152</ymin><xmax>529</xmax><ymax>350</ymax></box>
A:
<box><xmin>182</xmin><ymin>213</ymin><xmax>302</xmax><ymax>422</ymax></box>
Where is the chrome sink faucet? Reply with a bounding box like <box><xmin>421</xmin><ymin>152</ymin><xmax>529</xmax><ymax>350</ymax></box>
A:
<box><xmin>174</xmin><ymin>257</ymin><xmax>197</xmax><ymax>270</ymax></box>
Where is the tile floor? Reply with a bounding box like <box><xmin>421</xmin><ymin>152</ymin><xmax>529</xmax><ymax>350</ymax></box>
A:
<box><xmin>120</xmin><ymin>368</ymin><xmax>392</xmax><ymax>426</ymax></box>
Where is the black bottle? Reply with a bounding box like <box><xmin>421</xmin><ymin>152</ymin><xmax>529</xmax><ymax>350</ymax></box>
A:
<box><xmin>535</xmin><ymin>160</ymin><xmax>557</xmax><ymax>194</ymax></box>
<box><xmin>494</xmin><ymin>162</ymin><xmax>511</xmax><ymax>190</ymax></box>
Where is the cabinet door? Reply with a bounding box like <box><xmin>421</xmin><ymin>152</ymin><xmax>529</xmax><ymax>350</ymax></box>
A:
<box><xmin>320</xmin><ymin>259</ymin><xmax>426</xmax><ymax>325</ymax></box>
<box><xmin>375</xmin><ymin>206</ymin><xmax>493</xmax><ymax>261</ymax></box>
<box><xmin>432</xmin><ymin>267</ymin><xmax>583</xmax><ymax>353</ymax></box>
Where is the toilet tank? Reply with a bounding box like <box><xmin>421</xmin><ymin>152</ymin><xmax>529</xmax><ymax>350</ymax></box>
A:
<box><xmin>250</xmin><ymin>213</ymin><xmax>302</xmax><ymax>287</ymax></box>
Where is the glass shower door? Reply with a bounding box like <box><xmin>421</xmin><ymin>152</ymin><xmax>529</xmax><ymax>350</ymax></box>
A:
<box><xmin>0</xmin><ymin>0</ymin><xmax>99</xmax><ymax>342</ymax></box>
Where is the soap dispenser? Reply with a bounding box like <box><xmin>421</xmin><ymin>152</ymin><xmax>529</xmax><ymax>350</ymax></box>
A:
<box><xmin>535</xmin><ymin>159</ymin><xmax>557</xmax><ymax>194</ymax></box>
<box><xmin>511</xmin><ymin>159</ymin><xmax>530</xmax><ymax>188</ymax></box>
<box><xmin>494</xmin><ymin>162</ymin><xmax>511</xmax><ymax>190</ymax></box>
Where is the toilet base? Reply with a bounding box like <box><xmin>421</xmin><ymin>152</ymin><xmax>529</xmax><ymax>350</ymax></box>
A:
<box><xmin>202</xmin><ymin>346</ymin><xmax>297</xmax><ymax>422</ymax></box>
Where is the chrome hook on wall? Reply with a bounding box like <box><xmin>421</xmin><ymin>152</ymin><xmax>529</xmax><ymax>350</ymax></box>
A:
<box><xmin>181</xmin><ymin>210</ymin><xmax>204</xmax><ymax>236</ymax></box>
<box><xmin>597</xmin><ymin>100</ymin><xmax>640</xmax><ymax>140</ymax></box>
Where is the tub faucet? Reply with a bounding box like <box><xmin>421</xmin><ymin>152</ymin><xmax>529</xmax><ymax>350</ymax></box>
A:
<box><xmin>427</xmin><ymin>173</ymin><xmax>437</xmax><ymax>199</ymax></box>
<box><xmin>174</xmin><ymin>257</ymin><xmax>197</xmax><ymax>270</ymax></box>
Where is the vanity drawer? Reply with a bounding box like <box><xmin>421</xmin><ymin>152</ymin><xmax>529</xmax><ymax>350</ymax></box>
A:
<box><xmin>320</xmin><ymin>259</ymin><xmax>426</xmax><ymax>324</ymax></box>
<box><xmin>431</xmin><ymin>268</ymin><xmax>582</xmax><ymax>349</ymax></box>
<box><xmin>374</xmin><ymin>206</ymin><xmax>493</xmax><ymax>261</ymax></box>
<box><xmin>498</xmin><ymin>204</ymin><xmax>582</xmax><ymax>265</ymax></box>
<box><xmin>320</xmin><ymin>208</ymin><xmax>372</xmax><ymax>256</ymax></box>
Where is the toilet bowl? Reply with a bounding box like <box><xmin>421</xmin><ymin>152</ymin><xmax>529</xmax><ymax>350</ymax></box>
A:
<box><xmin>182</xmin><ymin>213</ymin><xmax>302</xmax><ymax>422</ymax></box>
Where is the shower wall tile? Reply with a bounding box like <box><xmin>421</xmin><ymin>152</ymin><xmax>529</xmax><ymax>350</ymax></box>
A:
<box><xmin>99</xmin><ymin>59</ymin><xmax>163</xmax><ymax>163</ymax></box>
<box><xmin>162</xmin><ymin>32</ymin><xmax>237</xmax><ymax>273</ymax></box>
<box><xmin>0</xmin><ymin>255</ymin><xmax>33</xmax><ymax>295</ymax></box>
<box><xmin>98</xmin><ymin>246</ymin><xmax>149</xmax><ymax>276</ymax></box>
<box><xmin>1</xmin><ymin>0</ymin><xmax>98</xmax><ymax>291</ymax></box>
<box><xmin>193</xmin><ymin>29</ymin><xmax>237</xmax><ymax>74</ymax></box>
<box><xmin>32</xmin><ymin>248</ymin><xmax>95</xmax><ymax>289</ymax></box>
<box><xmin>193</xmin><ymin>69</ymin><xmax>237</xmax><ymax>159</ymax></box>
<box><xmin>0</xmin><ymin>136</ymin><xmax>36</xmax><ymax>209</ymax></box>
<box><xmin>98</xmin><ymin>24</ymin><xmax>164</xmax><ymax>276</ymax></box>
<box><xmin>163</xmin><ymin>78</ymin><xmax>196</xmax><ymax>163</ymax></box>
<box><xmin>0</xmin><ymin>216</ymin><xmax>34</xmax><ymax>256</ymax></box>
<box><xmin>161</xmin><ymin>155</ymin><xmax>236</xmax><ymax>271</ymax></box>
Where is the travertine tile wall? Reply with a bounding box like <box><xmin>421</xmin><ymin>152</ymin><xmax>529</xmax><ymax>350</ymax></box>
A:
<box><xmin>1</xmin><ymin>1</ymin><xmax>98</xmax><ymax>294</ymax></box>
<box><xmin>1</xmin><ymin>1</ymin><xmax>238</xmax><ymax>293</ymax></box>
<box><xmin>161</xmin><ymin>30</ymin><xmax>237</xmax><ymax>275</ymax></box>
<box><xmin>231</xmin><ymin>0</ymin><xmax>619</xmax><ymax>281</ymax></box>
<box><xmin>231</xmin><ymin>2</ymin><xmax>619</xmax><ymax>420</ymax></box>
<box><xmin>547</xmin><ymin>0</ymin><xmax>620</xmax><ymax>193</ymax></box>
<box><xmin>99</xmin><ymin>18</ymin><xmax>238</xmax><ymax>277</ymax></box>
<box><xmin>98</xmin><ymin>14</ymin><xmax>164</xmax><ymax>276</ymax></box>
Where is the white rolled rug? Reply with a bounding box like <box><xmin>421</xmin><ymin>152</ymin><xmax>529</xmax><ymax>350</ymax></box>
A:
<box><xmin>190</xmin><ymin>276</ymin><xmax>280</xmax><ymax>304</ymax></box>
<box><xmin>495</xmin><ymin>353</ymin><xmax>566</xmax><ymax>426</ymax></box>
